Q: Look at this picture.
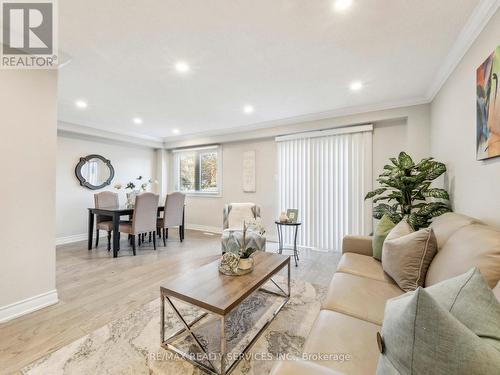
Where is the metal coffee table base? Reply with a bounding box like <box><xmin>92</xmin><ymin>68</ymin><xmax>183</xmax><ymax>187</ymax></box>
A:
<box><xmin>160</xmin><ymin>268</ymin><xmax>291</xmax><ymax>375</ymax></box>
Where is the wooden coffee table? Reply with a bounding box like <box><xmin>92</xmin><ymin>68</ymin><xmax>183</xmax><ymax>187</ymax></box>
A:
<box><xmin>160</xmin><ymin>251</ymin><xmax>291</xmax><ymax>375</ymax></box>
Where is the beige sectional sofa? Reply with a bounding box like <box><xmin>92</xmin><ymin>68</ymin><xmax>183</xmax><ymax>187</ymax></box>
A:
<box><xmin>271</xmin><ymin>213</ymin><xmax>500</xmax><ymax>375</ymax></box>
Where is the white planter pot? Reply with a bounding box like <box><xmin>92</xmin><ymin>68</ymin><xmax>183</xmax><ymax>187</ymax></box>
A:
<box><xmin>238</xmin><ymin>257</ymin><xmax>254</xmax><ymax>271</ymax></box>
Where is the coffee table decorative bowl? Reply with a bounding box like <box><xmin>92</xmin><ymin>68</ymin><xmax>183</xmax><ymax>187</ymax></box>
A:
<box><xmin>219</xmin><ymin>252</ymin><xmax>254</xmax><ymax>276</ymax></box>
<box><xmin>160</xmin><ymin>251</ymin><xmax>291</xmax><ymax>375</ymax></box>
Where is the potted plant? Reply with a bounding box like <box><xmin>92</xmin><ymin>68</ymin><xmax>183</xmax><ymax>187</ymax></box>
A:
<box><xmin>219</xmin><ymin>221</ymin><xmax>257</xmax><ymax>275</ymax></box>
<box><xmin>365</xmin><ymin>152</ymin><xmax>451</xmax><ymax>230</ymax></box>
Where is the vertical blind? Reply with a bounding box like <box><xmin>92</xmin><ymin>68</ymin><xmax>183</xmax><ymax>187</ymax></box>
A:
<box><xmin>276</xmin><ymin>125</ymin><xmax>373</xmax><ymax>252</ymax></box>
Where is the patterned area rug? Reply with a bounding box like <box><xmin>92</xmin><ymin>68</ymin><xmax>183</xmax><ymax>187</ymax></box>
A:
<box><xmin>22</xmin><ymin>279</ymin><xmax>326</xmax><ymax>375</ymax></box>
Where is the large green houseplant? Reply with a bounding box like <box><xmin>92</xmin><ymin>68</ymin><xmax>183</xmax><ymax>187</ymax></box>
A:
<box><xmin>365</xmin><ymin>152</ymin><xmax>451</xmax><ymax>230</ymax></box>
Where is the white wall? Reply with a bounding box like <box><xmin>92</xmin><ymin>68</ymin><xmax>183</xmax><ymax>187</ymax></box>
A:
<box><xmin>56</xmin><ymin>134</ymin><xmax>157</xmax><ymax>242</ymax></box>
<box><xmin>0</xmin><ymin>70</ymin><xmax>58</xmax><ymax>321</ymax></box>
<box><xmin>169</xmin><ymin>138</ymin><xmax>279</xmax><ymax>237</ymax></box>
<box><xmin>169</xmin><ymin>104</ymin><xmax>430</xmax><ymax>239</ymax></box>
<box><xmin>431</xmin><ymin>8</ymin><xmax>500</xmax><ymax>226</ymax></box>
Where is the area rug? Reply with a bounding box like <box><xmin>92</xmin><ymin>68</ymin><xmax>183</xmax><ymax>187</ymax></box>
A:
<box><xmin>22</xmin><ymin>279</ymin><xmax>326</xmax><ymax>375</ymax></box>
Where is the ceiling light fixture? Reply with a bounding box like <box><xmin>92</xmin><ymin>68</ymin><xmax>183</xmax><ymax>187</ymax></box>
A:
<box><xmin>172</xmin><ymin>128</ymin><xmax>180</xmax><ymax>135</ymax></box>
<box><xmin>175</xmin><ymin>61</ymin><xmax>190</xmax><ymax>73</ymax></box>
<box><xmin>133</xmin><ymin>117</ymin><xmax>143</xmax><ymax>125</ymax></box>
<box><xmin>243</xmin><ymin>105</ymin><xmax>254</xmax><ymax>114</ymax></box>
<box><xmin>333</xmin><ymin>0</ymin><xmax>353</xmax><ymax>12</ymax></box>
<box><xmin>75</xmin><ymin>99</ymin><xmax>88</xmax><ymax>109</ymax></box>
<box><xmin>349</xmin><ymin>81</ymin><xmax>363</xmax><ymax>91</ymax></box>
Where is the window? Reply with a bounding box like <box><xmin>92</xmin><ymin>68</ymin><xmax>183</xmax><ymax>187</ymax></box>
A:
<box><xmin>174</xmin><ymin>146</ymin><xmax>221</xmax><ymax>195</ymax></box>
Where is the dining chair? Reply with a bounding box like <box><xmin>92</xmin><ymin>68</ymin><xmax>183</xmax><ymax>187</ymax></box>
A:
<box><xmin>119</xmin><ymin>192</ymin><xmax>159</xmax><ymax>255</ymax></box>
<box><xmin>94</xmin><ymin>191</ymin><xmax>119</xmax><ymax>251</ymax></box>
<box><xmin>157</xmin><ymin>192</ymin><xmax>185</xmax><ymax>246</ymax></box>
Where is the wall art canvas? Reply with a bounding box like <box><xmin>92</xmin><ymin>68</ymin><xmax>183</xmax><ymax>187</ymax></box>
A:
<box><xmin>477</xmin><ymin>45</ymin><xmax>500</xmax><ymax>160</ymax></box>
<box><xmin>242</xmin><ymin>150</ymin><xmax>256</xmax><ymax>192</ymax></box>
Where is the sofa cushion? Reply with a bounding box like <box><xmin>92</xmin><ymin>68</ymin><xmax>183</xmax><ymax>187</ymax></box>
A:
<box><xmin>372</xmin><ymin>214</ymin><xmax>396</xmax><ymax>261</ymax></box>
<box><xmin>303</xmin><ymin>310</ymin><xmax>381</xmax><ymax>375</ymax></box>
<box><xmin>425</xmin><ymin>268</ymin><xmax>500</xmax><ymax>351</ymax></box>
<box><xmin>430</xmin><ymin>212</ymin><xmax>480</xmax><ymax>249</ymax></box>
<box><xmin>377</xmin><ymin>288</ymin><xmax>500</xmax><ymax>375</ymax></box>
<box><xmin>425</xmin><ymin>224</ymin><xmax>500</xmax><ymax>288</ymax></box>
<box><xmin>269</xmin><ymin>359</ymin><xmax>344</xmax><ymax>375</ymax></box>
<box><xmin>336</xmin><ymin>253</ymin><xmax>393</xmax><ymax>283</ymax></box>
<box><xmin>323</xmin><ymin>272</ymin><xmax>403</xmax><ymax>325</ymax></box>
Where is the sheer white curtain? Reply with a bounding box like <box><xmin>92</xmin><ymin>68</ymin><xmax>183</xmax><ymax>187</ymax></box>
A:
<box><xmin>277</xmin><ymin>125</ymin><xmax>373</xmax><ymax>252</ymax></box>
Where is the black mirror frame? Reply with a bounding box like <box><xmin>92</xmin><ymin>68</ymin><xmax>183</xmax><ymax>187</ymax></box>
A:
<box><xmin>75</xmin><ymin>154</ymin><xmax>115</xmax><ymax>190</ymax></box>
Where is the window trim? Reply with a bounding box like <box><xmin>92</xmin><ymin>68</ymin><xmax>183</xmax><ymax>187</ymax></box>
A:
<box><xmin>173</xmin><ymin>145</ymin><xmax>223</xmax><ymax>197</ymax></box>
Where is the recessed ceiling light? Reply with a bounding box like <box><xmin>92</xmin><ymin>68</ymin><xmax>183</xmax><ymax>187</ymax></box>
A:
<box><xmin>334</xmin><ymin>0</ymin><xmax>353</xmax><ymax>12</ymax></box>
<box><xmin>172</xmin><ymin>128</ymin><xmax>180</xmax><ymax>135</ymax></box>
<box><xmin>243</xmin><ymin>105</ymin><xmax>254</xmax><ymax>114</ymax></box>
<box><xmin>133</xmin><ymin>117</ymin><xmax>143</xmax><ymax>125</ymax></box>
<box><xmin>175</xmin><ymin>61</ymin><xmax>190</xmax><ymax>73</ymax></box>
<box><xmin>349</xmin><ymin>81</ymin><xmax>363</xmax><ymax>91</ymax></box>
<box><xmin>75</xmin><ymin>99</ymin><xmax>88</xmax><ymax>109</ymax></box>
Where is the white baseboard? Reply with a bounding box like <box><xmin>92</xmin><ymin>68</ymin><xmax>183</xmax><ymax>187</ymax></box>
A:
<box><xmin>58</xmin><ymin>226</ymin><xmax>270</xmax><ymax>243</ymax></box>
<box><xmin>186</xmin><ymin>224</ymin><xmax>222</xmax><ymax>234</ymax></box>
<box><xmin>0</xmin><ymin>289</ymin><xmax>59</xmax><ymax>323</ymax></box>
<box><xmin>56</xmin><ymin>232</ymin><xmax>107</xmax><ymax>246</ymax></box>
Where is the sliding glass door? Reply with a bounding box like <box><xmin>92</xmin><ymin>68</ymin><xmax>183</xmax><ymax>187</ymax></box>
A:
<box><xmin>277</xmin><ymin>125</ymin><xmax>373</xmax><ymax>252</ymax></box>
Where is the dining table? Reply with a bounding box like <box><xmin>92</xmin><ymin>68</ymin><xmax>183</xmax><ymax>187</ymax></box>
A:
<box><xmin>87</xmin><ymin>205</ymin><xmax>185</xmax><ymax>258</ymax></box>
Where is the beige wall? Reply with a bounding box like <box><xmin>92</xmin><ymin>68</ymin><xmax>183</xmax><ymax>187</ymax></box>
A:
<box><xmin>431</xmin><ymin>8</ymin><xmax>500</xmax><ymax>226</ymax></box>
<box><xmin>56</xmin><ymin>134</ymin><xmax>157</xmax><ymax>240</ymax></box>
<box><xmin>0</xmin><ymin>70</ymin><xmax>58</xmax><ymax>317</ymax></box>
<box><xmin>169</xmin><ymin>104</ymin><xmax>430</xmax><ymax>238</ymax></box>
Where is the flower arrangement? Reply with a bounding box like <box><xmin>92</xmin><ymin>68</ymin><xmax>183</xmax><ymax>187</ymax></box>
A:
<box><xmin>114</xmin><ymin>176</ymin><xmax>157</xmax><ymax>192</ymax></box>
<box><xmin>114</xmin><ymin>176</ymin><xmax>158</xmax><ymax>207</ymax></box>
<box><xmin>219</xmin><ymin>221</ymin><xmax>257</xmax><ymax>275</ymax></box>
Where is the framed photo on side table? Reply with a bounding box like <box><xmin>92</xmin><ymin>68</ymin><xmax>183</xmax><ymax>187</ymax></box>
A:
<box><xmin>286</xmin><ymin>209</ymin><xmax>298</xmax><ymax>223</ymax></box>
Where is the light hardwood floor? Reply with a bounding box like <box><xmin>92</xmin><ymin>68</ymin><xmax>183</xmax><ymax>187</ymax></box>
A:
<box><xmin>0</xmin><ymin>230</ymin><xmax>340</xmax><ymax>374</ymax></box>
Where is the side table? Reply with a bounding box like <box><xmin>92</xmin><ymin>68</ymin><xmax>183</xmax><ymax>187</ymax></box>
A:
<box><xmin>275</xmin><ymin>221</ymin><xmax>301</xmax><ymax>267</ymax></box>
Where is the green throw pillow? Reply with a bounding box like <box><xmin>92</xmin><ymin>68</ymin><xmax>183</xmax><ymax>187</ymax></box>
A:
<box><xmin>372</xmin><ymin>214</ymin><xmax>395</xmax><ymax>261</ymax></box>
<box><xmin>426</xmin><ymin>268</ymin><xmax>500</xmax><ymax>351</ymax></box>
<box><xmin>377</xmin><ymin>288</ymin><xmax>500</xmax><ymax>374</ymax></box>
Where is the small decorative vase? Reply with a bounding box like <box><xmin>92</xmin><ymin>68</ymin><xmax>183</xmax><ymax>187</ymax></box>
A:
<box><xmin>126</xmin><ymin>191</ymin><xmax>139</xmax><ymax>207</ymax></box>
<box><xmin>279</xmin><ymin>211</ymin><xmax>289</xmax><ymax>223</ymax></box>
<box><xmin>238</xmin><ymin>257</ymin><xmax>254</xmax><ymax>271</ymax></box>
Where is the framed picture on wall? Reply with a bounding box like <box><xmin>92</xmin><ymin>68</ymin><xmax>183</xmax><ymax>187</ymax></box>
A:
<box><xmin>477</xmin><ymin>45</ymin><xmax>500</xmax><ymax>160</ymax></box>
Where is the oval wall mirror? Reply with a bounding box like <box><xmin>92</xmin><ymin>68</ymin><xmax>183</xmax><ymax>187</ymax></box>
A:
<box><xmin>75</xmin><ymin>154</ymin><xmax>115</xmax><ymax>190</ymax></box>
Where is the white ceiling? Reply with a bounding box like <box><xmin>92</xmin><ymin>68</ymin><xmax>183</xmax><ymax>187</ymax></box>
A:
<box><xmin>58</xmin><ymin>0</ymin><xmax>481</xmax><ymax>141</ymax></box>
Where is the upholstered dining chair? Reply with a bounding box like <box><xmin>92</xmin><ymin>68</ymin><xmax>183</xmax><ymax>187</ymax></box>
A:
<box><xmin>221</xmin><ymin>203</ymin><xmax>266</xmax><ymax>253</ymax></box>
<box><xmin>119</xmin><ymin>192</ymin><xmax>159</xmax><ymax>255</ymax></box>
<box><xmin>94</xmin><ymin>191</ymin><xmax>119</xmax><ymax>251</ymax></box>
<box><xmin>157</xmin><ymin>192</ymin><xmax>186</xmax><ymax>246</ymax></box>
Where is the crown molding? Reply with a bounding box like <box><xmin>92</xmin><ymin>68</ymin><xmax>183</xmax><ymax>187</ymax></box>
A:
<box><xmin>426</xmin><ymin>0</ymin><xmax>500</xmax><ymax>100</ymax></box>
<box><xmin>163</xmin><ymin>96</ymin><xmax>429</xmax><ymax>147</ymax></box>
<box><xmin>164</xmin><ymin>98</ymin><xmax>429</xmax><ymax>149</ymax></box>
<box><xmin>58</xmin><ymin>121</ymin><xmax>164</xmax><ymax>149</ymax></box>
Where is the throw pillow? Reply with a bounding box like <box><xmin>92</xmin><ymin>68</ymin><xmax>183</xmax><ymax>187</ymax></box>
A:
<box><xmin>382</xmin><ymin>221</ymin><xmax>437</xmax><ymax>292</ymax></box>
<box><xmin>377</xmin><ymin>288</ymin><xmax>500</xmax><ymax>374</ymax></box>
<box><xmin>372</xmin><ymin>215</ymin><xmax>396</xmax><ymax>261</ymax></box>
<box><xmin>425</xmin><ymin>268</ymin><xmax>500</xmax><ymax>351</ymax></box>
<box><xmin>386</xmin><ymin>218</ymin><xmax>413</xmax><ymax>240</ymax></box>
